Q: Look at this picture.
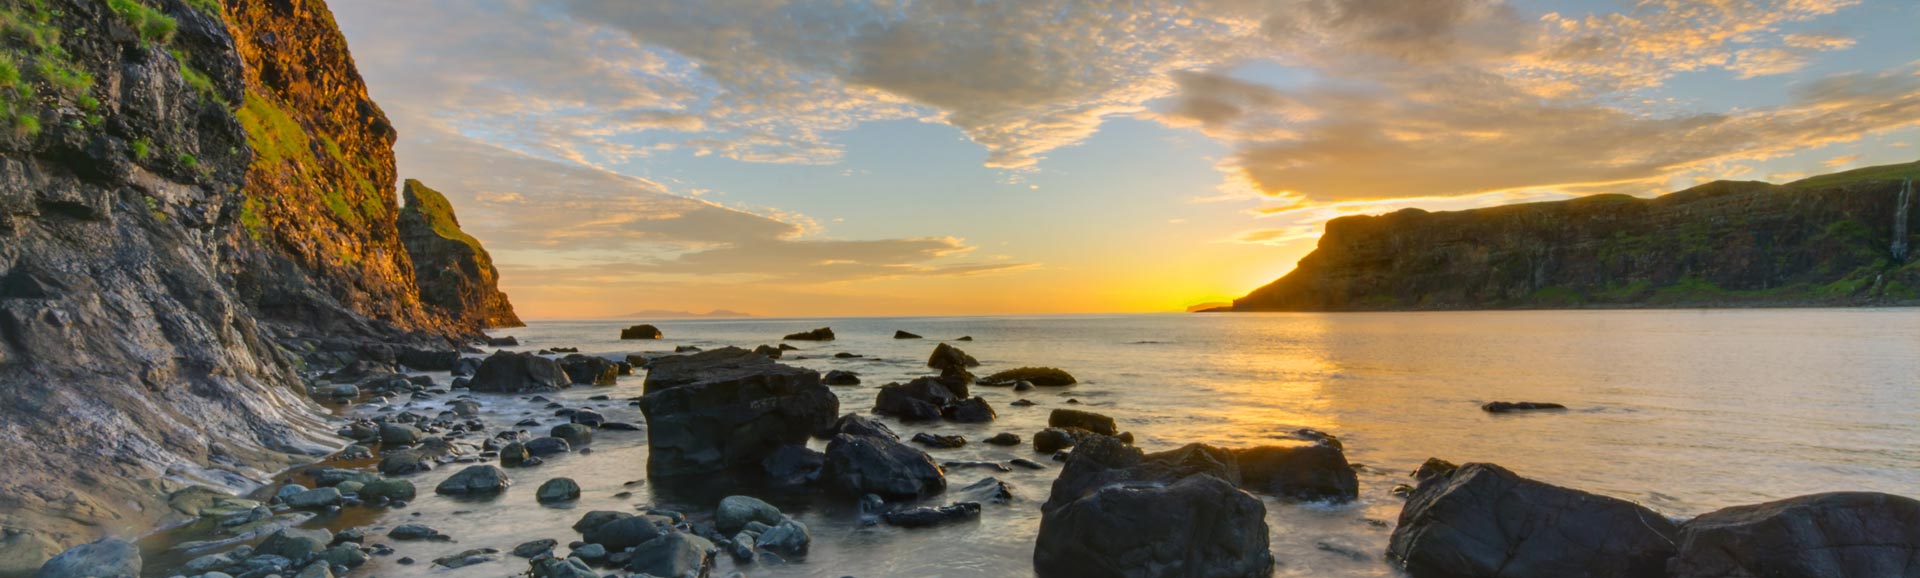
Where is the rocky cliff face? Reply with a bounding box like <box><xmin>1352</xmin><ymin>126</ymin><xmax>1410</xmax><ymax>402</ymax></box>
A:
<box><xmin>1233</xmin><ymin>162</ymin><xmax>1920</xmax><ymax>311</ymax></box>
<box><xmin>398</xmin><ymin>179</ymin><xmax>523</xmax><ymax>329</ymax></box>
<box><xmin>0</xmin><ymin>0</ymin><xmax>513</xmax><ymax>571</ymax></box>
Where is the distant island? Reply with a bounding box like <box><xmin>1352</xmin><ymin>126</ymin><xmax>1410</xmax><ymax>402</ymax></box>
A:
<box><xmin>1185</xmin><ymin>301</ymin><xmax>1232</xmax><ymax>312</ymax></box>
<box><xmin>625</xmin><ymin>309</ymin><xmax>755</xmax><ymax>319</ymax></box>
<box><xmin>1227</xmin><ymin>161</ymin><xmax>1920</xmax><ymax>311</ymax></box>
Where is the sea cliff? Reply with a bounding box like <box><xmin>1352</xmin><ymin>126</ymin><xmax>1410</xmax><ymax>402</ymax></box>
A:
<box><xmin>1231</xmin><ymin>162</ymin><xmax>1920</xmax><ymax>311</ymax></box>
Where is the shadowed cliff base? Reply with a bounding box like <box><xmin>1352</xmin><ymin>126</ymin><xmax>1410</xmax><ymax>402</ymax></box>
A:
<box><xmin>1230</xmin><ymin>161</ymin><xmax>1920</xmax><ymax>312</ymax></box>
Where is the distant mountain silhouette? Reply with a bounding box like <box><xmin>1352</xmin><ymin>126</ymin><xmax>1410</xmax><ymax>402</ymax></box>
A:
<box><xmin>624</xmin><ymin>309</ymin><xmax>754</xmax><ymax>319</ymax></box>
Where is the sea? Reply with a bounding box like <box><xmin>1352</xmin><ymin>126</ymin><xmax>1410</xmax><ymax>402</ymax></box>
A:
<box><xmin>144</xmin><ymin>309</ymin><xmax>1920</xmax><ymax>577</ymax></box>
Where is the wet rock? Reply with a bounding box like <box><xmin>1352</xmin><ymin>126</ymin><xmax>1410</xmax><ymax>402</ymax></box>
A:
<box><xmin>557</xmin><ymin>354</ymin><xmax>618</xmax><ymax>386</ymax></box>
<box><xmin>469</xmin><ymin>351</ymin><xmax>569</xmax><ymax>393</ymax></box>
<box><xmin>378</xmin><ymin>422</ymin><xmax>423</xmax><ymax>445</ymax></box>
<box><xmin>1034</xmin><ymin>428</ymin><xmax>1078</xmax><ymax>454</ymax></box>
<box><xmin>452</xmin><ymin>356</ymin><xmax>482</xmax><ymax>377</ymax></box>
<box><xmin>927</xmin><ymin>343</ymin><xmax>979</xmax><ymax>372</ymax></box>
<box><xmin>782</xmin><ymin>327</ymin><xmax>836</xmax><ymax>341</ymax></box>
<box><xmin>621</xmin><ymin>324</ymin><xmax>663</xmax><ymax>339</ymax></box>
<box><xmin>716</xmin><ymin>496</ymin><xmax>785</xmax><ymax>535</ymax></box>
<box><xmin>984</xmin><ymin>367</ymin><xmax>1076</xmax><ymax>386</ymax></box>
<box><xmin>1010</xmin><ymin>458</ymin><xmax>1047</xmax><ymax>470</ymax></box>
<box><xmin>360</xmin><ymin>479</ymin><xmax>417</xmax><ymax>503</ymax></box>
<box><xmin>536</xmin><ymin>478</ymin><xmax>581</xmax><ymax>503</ymax></box>
<box><xmin>1036</xmin><ymin>436</ymin><xmax>1269</xmax><ymax>578</ymax></box>
<box><xmin>388</xmin><ymin>524</ymin><xmax>449</xmax><ymax>541</ymax></box>
<box><xmin>755</xmin><ymin>344</ymin><xmax>785</xmax><ymax>358</ymax></box>
<box><xmin>510</xmin><ymin>539</ymin><xmax>556</xmax><ymax>558</ymax></box>
<box><xmin>1412</xmin><ymin>457</ymin><xmax>1457</xmax><ymax>482</ymax></box>
<box><xmin>984</xmin><ymin>433</ymin><xmax>1022</xmax><ymax>446</ymax></box>
<box><xmin>449</xmin><ymin>399</ymin><xmax>481</xmax><ymax>417</ymax></box>
<box><xmin>894</xmin><ymin>330</ymin><xmax>922</xmax><ymax>339</ymax></box>
<box><xmin>823</xmin><ymin>434</ymin><xmax>947</xmax><ymax>500</ymax></box>
<box><xmin>761</xmin><ymin>445</ymin><xmax>826</xmax><ymax>486</ymax></box>
<box><xmin>640</xmin><ymin>347</ymin><xmax>840</xmax><ymax>478</ymax></box>
<box><xmin>530</xmin><ymin>556</ymin><xmax>599</xmax><ymax>578</ymax></box>
<box><xmin>944</xmin><ymin>460</ymin><xmax>1012</xmax><ymax>472</ymax></box>
<box><xmin>256</xmin><ymin>528</ymin><xmax>334</xmax><ymax>563</ymax></box>
<box><xmin>827</xmin><ymin>413</ymin><xmax>899</xmax><ymax>440</ymax></box>
<box><xmin>1049</xmin><ymin>409</ymin><xmax>1117</xmax><ymax>435</ymax></box>
<box><xmin>883</xmin><ymin>502</ymin><xmax>982</xmax><ymax>528</ymax></box>
<box><xmin>499</xmin><ymin>441</ymin><xmax>532</xmax><ymax>467</ymax></box>
<box><xmin>282</xmin><ymin>487</ymin><xmax>343</xmax><ymax>509</ymax></box>
<box><xmin>572</xmin><ymin>542</ymin><xmax>608</xmax><ymax>564</ymax></box>
<box><xmin>1011</xmin><ymin>398</ymin><xmax>1036</xmax><ymax>406</ymax></box>
<box><xmin>488</xmin><ymin>336</ymin><xmax>520</xmax><ymax>347</ymax></box>
<box><xmin>1667</xmin><ymin>492</ymin><xmax>1920</xmax><ymax>578</ymax></box>
<box><xmin>584</xmin><ymin>515</ymin><xmax>668</xmax><ymax>550</ymax></box>
<box><xmin>551</xmin><ymin>423</ymin><xmax>593</xmax><ymax>446</ymax></box>
<box><xmin>823</xmin><ymin>370</ymin><xmax>861</xmax><ymax>386</ymax></box>
<box><xmin>569</xmin><ymin>408</ymin><xmax>605</xmax><ymax>427</ymax></box>
<box><xmin>572</xmin><ymin>511</ymin><xmax>632</xmax><ymax>533</ymax></box>
<box><xmin>1387</xmin><ymin>462</ymin><xmax>1677</xmax><ymax>578</ymax></box>
<box><xmin>959</xmin><ymin>477</ymin><xmax>1015</xmax><ymax>504</ymax></box>
<box><xmin>432</xmin><ymin>548</ymin><xmax>499</xmax><ymax>569</ymax></box>
<box><xmin>873</xmin><ymin>378</ymin><xmax>959</xmax><ymax>421</ymax></box>
<box><xmin>911</xmin><ymin>432</ymin><xmax>967</xmax><ymax>449</ymax></box>
<box><xmin>834</xmin><ymin>352</ymin><xmax>862</xmax><ymax>359</ymax></box>
<box><xmin>398</xmin><ymin>348</ymin><xmax>460</xmax><ymax>372</ymax></box>
<box><xmin>943</xmin><ymin>396</ymin><xmax>997</xmax><ymax>422</ymax></box>
<box><xmin>755</xmin><ymin>518</ymin><xmax>811</xmax><ymax>556</ymax></box>
<box><xmin>524</xmin><ymin>436</ymin><xmax>571</xmax><ymax>457</ymax></box>
<box><xmin>625</xmin><ymin>532</ymin><xmax>715</xmax><ymax>576</ymax></box>
<box><xmin>434</xmin><ymin>465</ymin><xmax>512</xmax><ymax>495</ymax></box>
<box><xmin>33</xmin><ymin>538</ymin><xmax>140</xmax><ymax>578</ymax></box>
<box><xmin>1232</xmin><ymin>442</ymin><xmax>1358</xmax><ymax>502</ymax></box>
<box><xmin>1481</xmin><ymin>401</ymin><xmax>1568</xmax><ymax>413</ymax></box>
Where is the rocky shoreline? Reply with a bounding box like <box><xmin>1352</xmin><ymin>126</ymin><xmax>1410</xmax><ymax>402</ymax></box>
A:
<box><xmin>28</xmin><ymin>329</ymin><xmax>1918</xmax><ymax>578</ymax></box>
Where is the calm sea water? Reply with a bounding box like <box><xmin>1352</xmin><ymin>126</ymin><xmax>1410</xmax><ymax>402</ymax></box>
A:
<box><xmin>162</xmin><ymin>310</ymin><xmax>1920</xmax><ymax>577</ymax></box>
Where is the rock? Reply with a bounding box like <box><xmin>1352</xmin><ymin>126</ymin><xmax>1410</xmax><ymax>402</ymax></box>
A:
<box><xmin>488</xmin><ymin>336</ymin><xmax>521</xmax><ymax>347</ymax></box>
<box><xmin>256</xmin><ymin>528</ymin><xmax>334</xmax><ymax>563</ymax></box>
<box><xmin>894</xmin><ymin>330</ymin><xmax>922</xmax><ymax>339</ymax></box>
<box><xmin>584</xmin><ymin>515</ymin><xmax>668</xmax><ymax>550</ymax></box>
<box><xmin>452</xmin><ymin>356</ymin><xmax>483</xmax><ymax>377</ymax></box>
<box><xmin>823</xmin><ymin>370</ymin><xmax>861</xmax><ymax>386</ymax></box>
<box><xmin>1231</xmin><ymin>442</ymin><xmax>1358</xmax><ymax>502</ymax></box>
<box><xmin>569</xmin><ymin>408</ymin><xmax>605</xmax><ymax>427</ymax></box>
<box><xmin>316</xmin><ymin>383</ymin><xmax>360</xmax><ymax>399</ymax></box>
<box><xmin>397</xmin><ymin>348</ymin><xmax>460</xmax><ymax>372</ymax></box>
<box><xmin>1387</xmin><ymin>462</ymin><xmax>1678</xmax><ymax>578</ymax></box>
<box><xmin>1049</xmin><ymin>409</ymin><xmax>1117</xmax><ymax>435</ymax></box>
<box><xmin>834</xmin><ymin>352</ymin><xmax>862</xmax><ymax>359</ymax></box>
<box><xmin>524</xmin><ymin>436</ymin><xmax>571</xmax><ymax>456</ymax></box>
<box><xmin>625</xmin><ymin>532</ymin><xmax>715</xmax><ymax>576</ymax></box>
<box><xmin>388</xmin><ymin>523</ymin><xmax>448</xmax><ymax>541</ymax></box>
<box><xmin>431</xmin><ymin>548</ymin><xmax>499</xmax><ymax>569</ymax></box>
<box><xmin>536</xmin><ymin>478</ymin><xmax>581</xmax><ymax>503</ymax></box>
<box><xmin>557</xmin><ymin>354</ymin><xmax>618</xmax><ymax>386</ymax></box>
<box><xmin>943</xmin><ymin>396</ymin><xmax>997</xmax><ymax>422</ymax></box>
<box><xmin>572</xmin><ymin>510</ymin><xmax>632</xmax><ymax>533</ymax></box>
<box><xmin>959</xmin><ymin>477</ymin><xmax>1015</xmax><ymax>504</ymax></box>
<box><xmin>282</xmin><ymin>487</ymin><xmax>343</xmax><ymax>509</ymax></box>
<box><xmin>510</xmin><ymin>539</ymin><xmax>556</xmax><ymax>558</ymax></box>
<box><xmin>716</xmin><ymin>496</ymin><xmax>786</xmax><ymax>535</ymax></box>
<box><xmin>911</xmin><ymin>432</ymin><xmax>967</xmax><ymax>449</ymax></box>
<box><xmin>927</xmin><ymin>343</ymin><xmax>979</xmax><ymax>372</ymax></box>
<box><xmin>761</xmin><ymin>445</ymin><xmax>826</xmax><ymax>486</ymax></box>
<box><xmin>755</xmin><ymin>518</ymin><xmax>811</xmax><ymax>556</ymax></box>
<box><xmin>1011</xmin><ymin>398</ymin><xmax>1036</xmax><ymax>406</ymax></box>
<box><xmin>294</xmin><ymin>562</ymin><xmax>334</xmax><ymax>578</ymax></box>
<box><xmin>621</xmin><ymin>324</ymin><xmax>664</xmax><ymax>339</ymax></box>
<box><xmin>1412</xmin><ymin>457</ymin><xmax>1457</xmax><ymax>482</ymax></box>
<box><xmin>317</xmin><ymin>543</ymin><xmax>369</xmax><ymax>569</ymax></box>
<box><xmin>469</xmin><ymin>351</ymin><xmax>569</xmax><ymax>393</ymax></box>
<box><xmin>882</xmin><ymin>502</ymin><xmax>982</xmax><ymax>528</ymax></box>
<box><xmin>873</xmin><ymin>378</ymin><xmax>959</xmax><ymax>421</ymax></box>
<box><xmin>640</xmin><ymin>347</ymin><xmax>839</xmax><ymax>478</ymax></box>
<box><xmin>754</xmin><ymin>344</ymin><xmax>785</xmax><ymax>358</ymax></box>
<box><xmin>1034</xmin><ymin>428</ymin><xmax>1078</xmax><ymax>453</ymax></box>
<box><xmin>823</xmin><ymin>434</ymin><xmax>947</xmax><ymax>500</ymax></box>
<box><xmin>984</xmin><ymin>367</ymin><xmax>1076</xmax><ymax>386</ymax></box>
<box><xmin>1481</xmin><ymin>401</ymin><xmax>1568</xmax><ymax>413</ymax></box>
<box><xmin>33</xmin><ymin>538</ymin><xmax>140</xmax><ymax>578</ymax></box>
<box><xmin>378</xmin><ymin>422</ymin><xmax>423</xmax><ymax>445</ymax></box>
<box><xmin>572</xmin><ymin>542</ymin><xmax>608</xmax><ymax>563</ymax></box>
<box><xmin>360</xmin><ymin>479</ymin><xmax>417</xmax><ymax>502</ymax></box>
<box><xmin>1036</xmin><ymin>474</ymin><xmax>1270</xmax><ymax>578</ymax></box>
<box><xmin>1667</xmin><ymin>492</ymin><xmax>1920</xmax><ymax>578</ymax></box>
<box><xmin>1010</xmin><ymin>458</ymin><xmax>1047</xmax><ymax>470</ymax></box>
<box><xmin>449</xmin><ymin>399</ymin><xmax>481</xmax><ymax>417</ymax></box>
<box><xmin>984</xmin><ymin>433</ymin><xmax>1022</xmax><ymax>446</ymax></box>
<box><xmin>782</xmin><ymin>327</ymin><xmax>835</xmax><ymax>341</ymax></box>
<box><xmin>530</xmin><ymin>556</ymin><xmax>600</xmax><ymax>578</ymax></box>
<box><xmin>434</xmin><ymin>465</ymin><xmax>512</xmax><ymax>495</ymax></box>
<box><xmin>827</xmin><ymin>413</ymin><xmax>899</xmax><ymax>440</ymax></box>
<box><xmin>551</xmin><ymin>423</ymin><xmax>593</xmax><ymax>446</ymax></box>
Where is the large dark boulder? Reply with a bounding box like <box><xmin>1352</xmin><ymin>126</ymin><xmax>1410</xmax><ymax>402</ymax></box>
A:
<box><xmin>943</xmin><ymin>396</ymin><xmax>997</xmax><ymax>423</ymax></box>
<box><xmin>761</xmin><ymin>445</ymin><xmax>826</xmax><ymax>486</ymax></box>
<box><xmin>1035</xmin><ymin>436</ymin><xmax>1271</xmax><ymax>578</ymax></box>
<box><xmin>927</xmin><ymin>343</ymin><xmax>979</xmax><ymax>372</ymax></box>
<box><xmin>640</xmin><ymin>347</ymin><xmax>839</xmax><ymax>477</ymax></box>
<box><xmin>1388</xmin><ymin>462</ymin><xmax>1678</xmax><ymax>578</ymax></box>
<box><xmin>1231</xmin><ymin>442</ymin><xmax>1358</xmax><ymax>502</ymax></box>
<box><xmin>874</xmin><ymin>378</ymin><xmax>960</xmax><ymax>421</ymax></box>
<box><xmin>557</xmin><ymin>354</ymin><xmax>617</xmax><ymax>386</ymax></box>
<box><xmin>1667</xmin><ymin>492</ymin><xmax>1920</xmax><ymax>578</ymax></box>
<box><xmin>469</xmin><ymin>351</ymin><xmax>569</xmax><ymax>393</ymax></box>
<box><xmin>894</xmin><ymin>330</ymin><xmax>922</xmax><ymax>339</ymax></box>
<box><xmin>1049</xmin><ymin>409</ymin><xmax>1117</xmax><ymax>435</ymax></box>
<box><xmin>620</xmin><ymin>324</ymin><xmax>663</xmax><ymax>339</ymax></box>
<box><xmin>823</xmin><ymin>434</ymin><xmax>946</xmax><ymax>500</ymax></box>
<box><xmin>782</xmin><ymin>327</ymin><xmax>835</xmax><ymax>341</ymax></box>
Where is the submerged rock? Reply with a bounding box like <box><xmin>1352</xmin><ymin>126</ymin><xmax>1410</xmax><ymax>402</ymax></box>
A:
<box><xmin>620</xmin><ymin>324</ymin><xmax>663</xmax><ymax>339</ymax></box>
<box><xmin>1049</xmin><ymin>409</ymin><xmax>1117</xmax><ymax>435</ymax></box>
<box><xmin>984</xmin><ymin>367</ymin><xmax>1076</xmax><ymax>386</ymax></box>
<box><xmin>882</xmin><ymin>502</ymin><xmax>982</xmax><ymax>528</ymax></box>
<box><xmin>1667</xmin><ymin>492</ymin><xmax>1920</xmax><ymax>578</ymax></box>
<box><xmin>640</xmin><ymin>347</ymin><xmax>839</xmax><ymax>477</ymax></box>
<box><xmin>716</xmin><ymin>496</ymin><xmax>785</xmax><ymax>535</ymax></box>
<box><xmin>1388</xmin><ymin>462</ymin><xmax>1677</xmax><ymax>578</ymax></box>
<box><xmin>911</xmin><ymin>432</ymin><xmax>967</xmax><ymax>449</ymax></box>
<box><xmin>1481</xmin><ymin>401</ymin><xmax>1568</xmax><ymax>413</ymax></box>
<box><xmin>984</xmin><ymin>432</ymin><xmax>1022</xmax><ymax>446</ymax></box>
<box><xmin>469</xmin><ymin>351</ymin><xmax>569</xmax><ymax>393</ymax></box>
<box><xmin>823</xmin><ymin>434</ymin><xmax>947</xmax><ymax>500</ymax></box>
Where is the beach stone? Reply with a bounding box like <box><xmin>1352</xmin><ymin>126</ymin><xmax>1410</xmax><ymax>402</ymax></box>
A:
<box><xmin>911</xmin><ymin>432</ymin><xmax>966</xmax><ymax>449</ymax></box>
<box><xmin>432</xmin><ymin>548</ymin><xmax>499</xmax><ymax>569</ymax></box>
<box><xmin>716</xmin><ymin>496</ymin><xmax>785</xmax><ymax>535</ymax></box>
<box><xmin>524</xmin><ymin>436</ymin><xmax>571</xmax><ymax>457</ymax></box>
<box><xmin>894</xmin><ymin>330</ymin><xmax>922</xmax><ymax>339</ymax></box>
<box><xmin>469</xmin><ymin>351</ymin><xmax>570</xmax><ymax>393</ymax></box>
<box><xmin>1034</xmin><ymin>428</ymin><xmax>1078</xmax><ymax>453</ymax></box>
<box><xmin>1412</xmin><ymin>457</ymin><xmax>1458</xmax><ymax>482</ymax></box>
<box><xmin>873</xmin><ymin>378</ymin><xmax>958</xmax><ymax>421</ymax></box>
<box><xmin>1232</xmin><ymin>441</ymin><xmax>1358</xmax><ymax>502</ymax></box>
<box><xmin>388</xmin><ymin>524</ymin><xmax>447</xmax><ymax>541</ymax></box>
<box><xmin>943</xmin><ymin>396</ymin><xmax>997</xmax><ymax>422</ymax></box>
<box><xmin>984</xmin><ymin>433</ymin><xmax>1022</xmax><ymax>446</ymax></box>
<box><xmin>1388</xmin><ymin>462</ymin><xmax>1678</xmax><ymax>578</ymax></box>
<box><xmin>1036</xmin><ymin>467</ymin><xmax>1268</xmax><ymax>578</ymax></box>
<box><xmin>282</xmin><ymin>487</ymin><xmax>343</xmax><ymax>509</ymax></box>
<box><xmin>434</xmin><ymin>465</ymin><xmax>512</xmax><ymax>495</ymax></box>
<box><xmin>984</xmin><ymin>367</ymin><xmax>1076</xmax><ymax>386</ymax></box>
<box><xmin>33</xmin><ymin>538</ymin><xmax>140</xmax><ymax>578</ymax></box>
<box><xmin>551</xmin><ymin>423</ymin><xmax>593</xmax><ymax>446</ymax></box>
<box><xmin>1049</xmin><ymin>409</ymin><xmax>1117</xmax><ymax>435</ymax></box>
<box><xmin>626</xmin><ymin>532</ymin><xmax>715</xmax><ymax>576</ymax></box>
<box><xmin>255</xmin><ymin>528</ymin><xmax>333</xmax><ymax>563</ymax></box>
<box><xmin>1667</xmin><ymin>492</ymin><xmax>1920</xmax><ymax>578</ymax></box>
<box><xmin>823</xmin><ymin>434</ymin><xmax>947</xmax><ymax>499</ymax></box>
<box><xmin>572</xmin><ymin>510</ymin><xmax>632</xmax><ymax>533</ymax></box>
<box><xmin>960</xmin><ymin>477</ymin><xmax>1015</xmax><ymax>504</ymax></box>
<box><xmin>530</xmin><ymin>556</ymin><xmax>599</xmax><ymax>578</ymax></box>
<box><xmin>536</xmin><ymin>478</ymin><xmax>581</xmax><ymax>503</ymax></box>
<box><xmin>640</xmin><ymin>347</ymin><xmax>839</xmax><ymax>478</ymax></box>
<box><xmin>378</xmin><ymin>422</ymin><xmax>423</xmax><ymax>445</ymax></box>
<box><xmin>359</xmin><ymin>479</ymin><xmax>416</xmax><ymax>502</ymax></box>
<box><xmin>584</xmin><ymin>515</ymin><xmax>668</xmax><ymax>551</ymax></box>
<box><xmin>755</xmin><ymin>518</ymin><xmax>811</xmax><ymax>556</ymax></box>
<box><xmin>569</xmin><ymin>408</ymin><xmax>605</xmax><ymax>427</ymax></box>
<box><xmin>510</xmin><ymin>539</ymin><xmax>557</xmax><ymax>558</ymax></box>
<box><xmin>452</xmin><ymin>356</ymin><xmax>482</xmax><ymax>377</ymax></box>
<box><xmin>499</xmin><ymin>441</ymin><xmax>532</xmax><ymax>466</ymax></box>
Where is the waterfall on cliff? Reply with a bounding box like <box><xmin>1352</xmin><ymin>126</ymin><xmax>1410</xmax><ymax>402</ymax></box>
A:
<box><xmin>1895</xmin><ymin>178</ymin><xmax>1913</xmax><ymax>263</ymax></box>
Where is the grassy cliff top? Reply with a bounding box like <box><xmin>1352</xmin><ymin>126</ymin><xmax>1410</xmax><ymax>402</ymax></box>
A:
<box><xmin>401</xmin><ymin>178</ymin><xmax>483</xmax><ymax>252</ymax></box>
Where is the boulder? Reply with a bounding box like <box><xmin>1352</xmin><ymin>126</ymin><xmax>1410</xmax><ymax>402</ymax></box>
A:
<box><xmin>584</xmin><ymin>515</ymin><xmax>668</xmax><ymax>550</ymax></box>
<box><xmin>883</xmin><ymin>502</ymin><xmax>982</xmax><ymax>528</ymax></box>
<box><xmin>761</xmin><ymin>445</ymin><xmax>826</xmax><ymax>486</ymax></box>
<box><xmin>927</xmin><ymin>343</ymin><xmax>979</xmax><ymax>372</ymax></box>
<box><xmin>754</xmin><ymin>344</ymin><xmax>784</xmax><ymax>359</ymax></box>
<box><xmin>640</xmin><ymin>347</ymin><xmax>839</xmax><ymax>477</ymax></box>
<box><xmin>557</xmin><ymin>354</ymin><xmax>617</xmax><ymax>386</ymax></box>
<box><xmin>625</xmin><ymin>532</ymin><xmax>715</xmax><ymax>576</ymax></box>
<box><xmin>531</xmin><ymin>557</ymin><xmax>599</xmax><ymax>578</ymax></box>
<box><xmin>1042</xmin><ymin>438</ymin><xmax>1241</xmax><ymax>514</ymax></box>
<box><xmin>434</xmin><ymin>465</ymin><xmax>512</xmax><ymax>495</ymax></box>
<box><xmin>1231</xmin><ymin>442</ymin><xmax>1358</xmax><ymax>502</ymax></box>
<box><xmin>1034</xmin><ymin>428</ymin><xmax>1078</xmax><ymax>453</ymax></box>
<box><xmin>716</xmin><ymin>495</ymin><xmax>785</xmax><ymax>535</ymax></box>
<box><xmin>1481</xmin><ymin>401</ymin><xmax>1567</xmax><ymax>413</ymax></box>
<box><xmin>397</xmin><ymin>348</ymin><xmax>459</xmax><ymax>371</ymax></box>
<box><xmin>1049</xmin><ymin>409</ymin><xmax>1117</xmax><ymax>435</ymax></box>
<box><xmin>911</xmin><ymin>432</ymin><xmax>966</xmax><ymax>449</ymax></box>
<box><xmin>452</xmin><ymin>356</ymin><xmax>482</xmax><ymax>377</ymax></box>
<box><xmin>620</xmin><ymin>324</ymin><xmax>663</xmax><ymax>339</ymax></box>
<box><xmin>894</xmin><ymin>330</ymin><xmax>922</xmax><ymax>339</ymax></box>
<box><xmin>782</xmin><ymin>327</ymin><xmax>835</xmax><ymax>341</ymax></box>
<box><xmin>826</xmin><ymin>413</ymin><xmax>898</xmax><ymax>440</ymax></box>
<box><xmin>524</xmin><ymin>436</ymin><xmax>571</xmax><ymax>456</ymax></box>
<box><xmin>510</xmin><ymin>539</ymin><xmax>556</xmax><ymax>558</ymax></box>
<box><xmin>823</xmin><ymin>434</ymin><xmax>947</xmax><ymax>500</ymax></box>
<box><xmin>873</xmin><ymin>378</ymin><xmax>959</xmax><ymax>421</ymax></box>
<box><xmin>1667</xmin><ymin>492</ymin><xmax>1920</xmax><ymax>578</ymax></box>
<box><xmin>984</xmin><ymin>367</ymin><xmax>1076</xmax><ymax>386</ymax></box>
<box><xmin>1036</xmin><ymin>474</ymin><xmax>1271</xmax><ymax>578</ymax></box>
<box><xmin>823</xmin><ymin>370</ymin><xmax>861</xmax><ymax>386</ymax></box>
<box><xmin>1387</xmin><ymin>462</ymin><xmax>1678</xmax><ymax>578</ymax></box>
<box><xmin>551</xmin><ymin>423</ymin><xmax>593</xmax><ymax>446</ymax></box>
<box><xmin>469</xmin><ymin>351</ymin><xmax>569</xmax><ymax>393</ymax></box>
<box><xmin>33</xmin><ymin>538</ymin><xmax>140</xmax><ymax>578</ymax></box>
<box><xmin>536</xmin><ymin>478</ymin><xmax>581</xmax><ymax>503</ymax></box>
<box><xmin>984</xmin><ymin>432</ymin><xmax>1022</xmax><ymax>446</ymax></box>
<box><xmin>359</xmin><ymin>479</ymin><xmax>416</xmax><ymax>502</ymax></box>
<box><xmin>756</xmin><ymin>518</ymin><xmax>811</xmax><ymax>556</ymax></box>
<box><xmin>255</xmin><ymin>528</ymin><xmax>334</xmax><ymax>563</ymax></box>
<box><xmin>943</xmin><ymin>396</ymin><xmax>997</xmax><ymax>422</ymax></box>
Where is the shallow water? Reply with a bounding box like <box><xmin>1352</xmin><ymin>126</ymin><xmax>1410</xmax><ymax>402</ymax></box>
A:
<box><xmin>150</xmin><ymin>310</ymin><xmax>1920</xmax><ymax>577</ymax></box>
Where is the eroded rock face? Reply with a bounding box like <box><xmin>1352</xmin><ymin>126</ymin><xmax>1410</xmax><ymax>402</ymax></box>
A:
<box><xmin>397</xmin><ymin>179</ymin><xmax>522</xmax><ymax>329</ymax></box>
<box><xmin>1035</xmin><ymin>436</ymin><xmax>1271</xmax><ymax>578</ymax></box>
<box><xmin>1667</xmin><ymin>492</ymin><xmax>1920</xmax><ymax>578</ymax></box>
<box><xmin>1388</xmin><ymin>462</ymin><xmax>1678</xmax><ymax>578</ymax></box>
<box><xmin>640</xmin><ymin>348</ymin><xmax>839</xmax><ymax>477</ymax></box>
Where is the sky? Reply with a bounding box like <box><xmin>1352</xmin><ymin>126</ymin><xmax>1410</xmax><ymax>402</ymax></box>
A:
<box><xmin>329</xmin><ymin>0</ymin><xmax>1920</xmax><ymax>319</ymax></box>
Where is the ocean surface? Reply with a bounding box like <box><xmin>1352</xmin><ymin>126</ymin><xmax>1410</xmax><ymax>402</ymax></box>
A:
<box><xmin>150</xmin><ymin>310</ymin><xmax>1920</xmax><ymax>577</ymax></box>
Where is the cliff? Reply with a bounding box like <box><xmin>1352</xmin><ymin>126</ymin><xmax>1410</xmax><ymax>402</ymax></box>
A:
<box><xmin>398</xmin><ymin>179</ymin><xmax>523</xmax><ymax>328</ymax></box>
<box><xmin>0</xmin><ymin>0</ymin><xmax>514</xmax><ymax>571</ymax></box>
<box><xmin>1232</xmin><ymin>162</ymin><xmax>1920</xmax><ymax>311</ymax></box>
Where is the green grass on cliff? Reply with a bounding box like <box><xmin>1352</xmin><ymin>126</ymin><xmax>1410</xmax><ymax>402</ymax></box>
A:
<box><xmin>1785</xmin><ymin>161</ymin><xmax>1920</xmax><ymax>190</ymax></box>
<box><xmin>403</xmin><ymin>179</ymin><xmax>485</xmax><ymax>253</ymax></box>
<box><xmin>238</xmin><ymin>92</ymin><xmax>363</xmax><ymax>227</ymax></box>
<box><xmin>108</xmin><ymin>0</ymin><xmax>175</xmax><ymax>44</ymax></box>
<box><xmin>0</xmin><ymin>0</ymin><xmax>92</xmax><ymax>136</ymax></box>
